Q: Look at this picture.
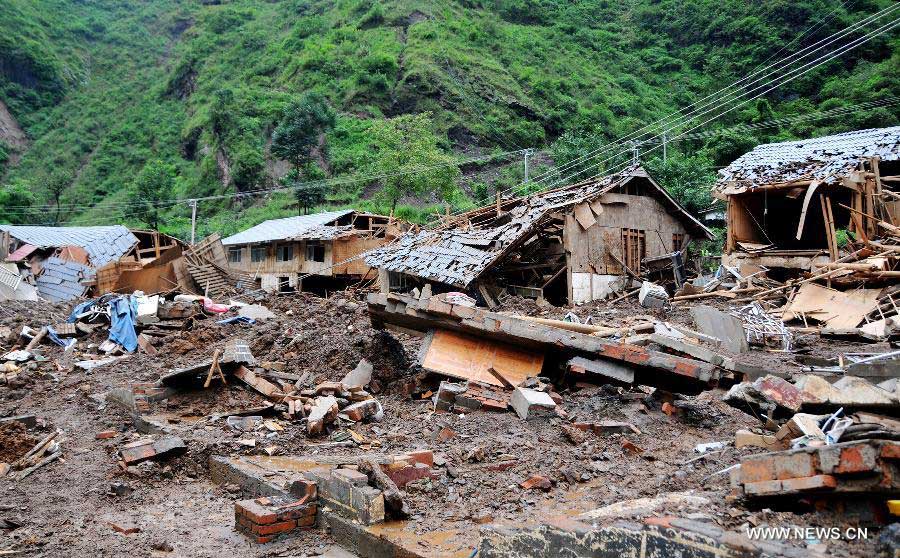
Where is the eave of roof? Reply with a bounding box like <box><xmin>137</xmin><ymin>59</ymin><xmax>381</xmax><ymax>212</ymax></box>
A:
<box><xmin>221</xmin><ymin>209</ymin><xmax>356</xmax><ymax>245</ymax></box>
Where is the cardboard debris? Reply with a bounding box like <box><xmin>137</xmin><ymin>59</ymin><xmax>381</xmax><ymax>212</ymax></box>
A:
<box><xmin>782</xmin><ymin>283</ymin><xmax>881</xmax><ymax>329</ymax></box>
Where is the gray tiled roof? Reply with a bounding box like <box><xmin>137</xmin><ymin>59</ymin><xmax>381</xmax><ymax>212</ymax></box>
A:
<box><xmin>367</xmin><ymin>166</ymin><xmax>713</xmax><ymax>288</ymax></box>
<box><xmin>221</xmin><ymin>210</ymin><xmax>355</xmax><ymax>245</ymax></box>
<box><xmin>0</xmin><ymin>225</ymin><xmax>137</xmax><ymax>267</ymax></box>
<box><xmin>366</xmin><ymin>168</ymin><xmax>638</xmax><ymax>288</ymax></box>
<box><xmin>34</xmin><ymin>256</ymin><xmax>94</xmax><ymax>302</ymax></box>
<box><xmin>716</xmin><ymin>126</ymin><xmax>900</xmax><ymax>192</ymax></box>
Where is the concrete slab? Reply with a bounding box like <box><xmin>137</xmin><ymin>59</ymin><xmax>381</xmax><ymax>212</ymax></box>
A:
<box><xmin>690</xmin><ymin>305</ymin><xmax>748</xmax><ymax>353</ymax></box>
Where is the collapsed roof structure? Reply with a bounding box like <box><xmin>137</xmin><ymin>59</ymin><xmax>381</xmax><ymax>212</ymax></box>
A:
<box><xmin>366</xmin><ymin>166</ymin><xmax>713</xmax><ymax>305</ymax></box>
<box><xmin>714</xmin><ymin>126</ymin><xmax>900</xmax><ymax>274</ymax></box>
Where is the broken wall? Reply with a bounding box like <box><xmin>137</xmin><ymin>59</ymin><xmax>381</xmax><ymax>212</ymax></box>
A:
<box><xmin>564</xmin><ymin>188</ymin><xmax>691</xmax><ymax>302</ymax></box>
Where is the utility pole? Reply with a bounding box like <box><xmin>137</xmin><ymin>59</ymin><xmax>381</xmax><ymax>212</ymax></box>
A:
<box><xmin>662</xmin><ymin>132</ymin><xmax>667</xmax><ymax>163</ymax></box>
<box><xmin>524</xmin><ymin>149</ymin><xmax>534</xmax><ymax>182</ymax></box>
<box><xmin>631</xmin><ymin>142</ymin><xmax>640</xmax><ymax>166</ymax></box>
<box><xmin>189</xmin><ymin>199</ymin><xmax>198</xmax><ymax>245</ymax></box>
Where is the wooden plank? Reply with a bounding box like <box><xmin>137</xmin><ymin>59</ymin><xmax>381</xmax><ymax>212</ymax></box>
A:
<box><xmin>573</xmin><ymin>202</ymin><xmax>597</xmax><ymax>230</ymax></box>
<box><xmin>782</xmin><ymin>283</ymin><xmax>882</xmax><ymax>329</ymax></box>
<box><xmin>420</xmin><ymin>329</ymin><xmax>543</xmax><ymax>388</ymax></box>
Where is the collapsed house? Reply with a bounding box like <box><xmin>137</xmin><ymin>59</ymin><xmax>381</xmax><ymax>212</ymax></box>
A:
<box><xmin>365</xmin><ymin>166</ymin><xmax>713</xmax><ymax>305</ymax></box>
<box><xmin>221</xmin><ymin>209</ymin><xmax>404</xmax><ymax>293</ymax></box>
<box><xmin>716</xmin><ymin>126</ymin><xmax>900</xmax><ymax>276</ymax></box>
<box><xmin>0</xmin><ymin>225</ymin><xmax>185</xmax><ymax>302</ymax></box>
<box><xmin>0</xmin><ymin>225</ymin><xmax>237</xmax><ymax>302</ymax></box>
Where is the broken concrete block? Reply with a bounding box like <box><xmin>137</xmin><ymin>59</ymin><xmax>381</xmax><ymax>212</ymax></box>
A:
<box><xmin>830</xmin><ymin>376</ymin><xmax>895</xmax><ymax>406</ymax></box>
<box><xmin>435</xmin><ymin>381</ymin><xmax>467</xmax><ymax>412</ymax></box>
<box><xmin>567</xmin><ymin>356</ymin><xmax>634</xmax><ymax>384</ymax></box>
<box><xmin>226</xmin><ymin>415</ymin><xmax>263</xmax><ymax>432</ymax></box>
<box><xmin>735</xmin><ymin>429</ymin><xmax>783</xmax><ymax>450</ymax></box>
<box><xmin>307</xmin><ymin>396</ymin><xmax>338</xmax><ymax>436</ymax></box>
<box><xmin>119</xmin><ymin>436</ymin><xmax>186</xmax><ymax>465</ymax></box>
<box><xmin>690</xmin><ymin>306</ymin><xmax>748</xmax><ymax>353</ymax></box>
<box><xmin>510</xmin><ymin>387</ymin><xmax>557</xmax><ymax>420</ymax></box>
<box><xmin>238</xmin><ymin>304</ymin><xmax>275</xmax><ymax>322</ymax></box>
<box><xmin>341</xmin><ymin>359</ymin><xmax>373</xmax><ymax>390</ymax></box>
<box><xmin>342</xmin><ymin>399</ymin><xmax>379</xmax><ymax>422</ymax></box>
<box><xmin>638</xmin><ymin>281</ymin><xmax>669</xmax><ymax>309</ymax></box>
<box><xmin>775</xmin><ymin>413</ymin><xmax>826</xmax><ymax>443</ymax></box>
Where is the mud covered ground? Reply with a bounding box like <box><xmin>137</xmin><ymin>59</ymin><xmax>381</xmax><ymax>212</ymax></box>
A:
<box><xmin>0</xmin><ymin>292</ymin><xmax>886</xmax><ymax>557</ymax></box>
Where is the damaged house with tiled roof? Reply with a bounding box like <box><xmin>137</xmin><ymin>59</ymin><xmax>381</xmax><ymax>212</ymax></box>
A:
<box><xmin>221</xmin><ymin>210</ymin><xmax>405</xmax><ymax>293</ymax></box>
<box><xmin>0</xmin><ymin>225</ymin><xmax>187</xmax><ymax>302</ymax></box>
<box><xmin>365</xmin><ymin>166</ymin><xmax>713</xmax><ymax>306</ymax></box>
<box><xmin>715</xmin><ymin>126</ymin><xmax>900</xmax><ymax>276</ymax></box>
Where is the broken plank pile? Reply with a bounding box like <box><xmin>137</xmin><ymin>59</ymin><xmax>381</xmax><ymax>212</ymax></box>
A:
<box><xmin>183</xmin><ymin>233</ymin><xmax>256</xmax><ymax>298</ymax></box>
<box><xmin>368</xmin><ymin>292</ymin><xmax>741</xmax><ymax>394</ymax></box>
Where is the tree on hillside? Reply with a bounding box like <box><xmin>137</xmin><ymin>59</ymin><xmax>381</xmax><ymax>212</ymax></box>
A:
<box><xmin>643</xmin><ymin>152</ymin><xmax>716</xmax><ymax>214</ymax></box>
<box><xmin>129</xmin><ymin>160</ymin><xmax>176</xmax><ymax>230</ymax></box>
<box><xmin>271</xmin><ymin>92</ymin><xmax>336</xmax><ymax>214</ymax></box>
<box><xmin>0</xmin><ymin>180</ymin><xmax>35</xmax><ymax>224</ymax></box>
<box><xmin>369</xmin><ymin>113</ymin><xmax>461</xmax><ymax>212</ymax></box>
<box><xmin>46</xmin><ymin>172</ymin><xmax>71</xmax><ymax>225</ymax></box>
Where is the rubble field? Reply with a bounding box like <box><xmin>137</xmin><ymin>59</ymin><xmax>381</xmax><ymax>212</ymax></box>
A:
<box><xmin>1</xmin><ymin>289</ymin><xmax>897</xmax><ymax>558</ymax></box>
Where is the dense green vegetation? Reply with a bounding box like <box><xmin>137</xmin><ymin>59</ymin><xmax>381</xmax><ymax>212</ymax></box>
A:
<box><xmin>0</xmin><ymin>0</ymin><xmax>897</xmax><ymax>239</ymax></box>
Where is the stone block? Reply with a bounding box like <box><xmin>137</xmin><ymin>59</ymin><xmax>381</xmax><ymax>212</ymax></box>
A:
<box><xmin>510</xmin><ymin>387</ymin><xmax>556</xmax><ymax>420</ymax></box>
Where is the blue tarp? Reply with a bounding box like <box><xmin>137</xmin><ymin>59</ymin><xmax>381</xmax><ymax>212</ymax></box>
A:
<box><xmin>107</xmin><ymin>296</ymin><xmax>139</xmax><ymax>352</ymax></box>
<box><xmin>46</xmin><ymin>326</ymin><xmax>76</xmax><ymax>349</ymax></box>
<box><xmin>67</xmin><ymin>299</ymin><xmax>98</xmax><ymax>323</ymax></box>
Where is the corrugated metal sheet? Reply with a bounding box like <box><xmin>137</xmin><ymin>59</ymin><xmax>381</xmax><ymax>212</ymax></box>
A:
<box><xmin>0</xmin><ymin>225</ymin><xmax>138</xmax><ymax>267</ymax></box>
<box><xmin>34</xmin><ymin>256</ymin><xmax>95</xmax><ymax>302</ymax></box>
<box><xmin>716</xmin><ymin>126</ymin><xmax>900</xmax><ymax>192</ymax></box>
<box><xmin>221</xmin><ymin>210</ymin><xmax>355</xmax><ymax>245</ymax></box>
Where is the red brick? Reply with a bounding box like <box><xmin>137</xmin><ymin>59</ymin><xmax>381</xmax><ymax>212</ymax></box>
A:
<box><xmin>479</xmin><ymin>399</ymin><xmax>509</xmax><ymax>412</ymax></box>
<box><xmin>254</xmin><ymin>535</ymin><xmax>275</xmax><ymax>544</ymax></box>
<box><xmin>836</xmin><ymin>445</ymin><xmax>878</xmax><ymax>474</ymax></box>
<box><xmin>740</xmin><ymin>457</ymin><xmax>775</xmax><ymax>483</ymax></box>
<box><xmin>108</xmin><ymin>522</ymin><xmax>140</xmax><ymax>535</ymax></box>
<box><xmin>773</xmin><ymin>452</ymin><xmax>816</xmax><ymax>480</ymax></box>
<box><xmin>277</xmin><ymin>504</ymin><xmax>317</xmax><ymax>521</ymax></box>
<box><xmin>289</xmin><ymin>478</ymin><xmax>318</xmax><ymax>502</ymax></box>
<box><xmin>573</xmin><ymin>422</ymin><xmax>593</xmax><ymax>432</ymax></box>
<box><xmin>386</xmin><ymin>463</ymin><xmax>436</xmax><ymax>488</ymax></box>
<box><xmin>780</xmin><ymin>474</ymin><xmax>837</xmax><ymax>492</ymax></box>
<box><xmin>96</xmin><ymin>430</ymin><xmax>118</xmax><ymax>439</ymax></box>
<box><xmin>236</xmin><ymin>500</ymin><xmax>277</xmax><ymax>525</ymax></box>
<box><xmin>405</xmin><ymin>450</ymin><xmax>434</xmax><ymax>467</ymax></box>
<box><xmin>521</xmin><ymin>475</ymin><xmax>552</xmax><ymax>491</ymax></box>
<box><xmin>252</xmin><ymin>520</ymin><xmax>295</xmax><ymax>536</ymax></box>
<box><xmin>620</xmin><ymin>437</ymin><xmax>643</xmax><ymax>455</ymax></box>
<box><xmin>881</xmin><ymin>443</ymin><xmax>900</xmax><ymax>460</ymax></box>
<box><xmin>296</xmin><ymin>515</ymin><xmax>316</xmax><ymax>528</ymax></box>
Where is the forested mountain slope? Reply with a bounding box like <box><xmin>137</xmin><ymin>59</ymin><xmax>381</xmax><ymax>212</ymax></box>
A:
<box><xmin>0</xmin><ymin>0</ymin><xmax>897</xmax><ymax>238</ymax></box>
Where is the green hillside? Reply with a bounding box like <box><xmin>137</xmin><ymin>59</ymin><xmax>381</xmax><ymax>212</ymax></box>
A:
<box><xmin>0</xmin><ymin>0</ymin><xmax>897</xmax><ymax>238</ymax></box>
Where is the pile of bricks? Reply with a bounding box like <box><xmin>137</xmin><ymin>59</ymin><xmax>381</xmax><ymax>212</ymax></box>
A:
<box><xmin>738</xmin><ymin>439</ymin><xmax>900</xmax><ymax>498</ymax></box>
<box><xmin>435</xmin><ymin>380</ymin><xmax>509</xmax><ymax>413</ymax></box>
<box><xmin>234</xmin><ymin>495</ymin><xmax>317</xmax><ymax>543</ymax></box>
<box><xmin>383</xmin><ymin>450</ymin><xmax>437</xmax><ymax>488</ymax></box>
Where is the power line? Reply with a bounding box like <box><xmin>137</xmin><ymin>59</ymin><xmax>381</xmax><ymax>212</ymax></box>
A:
<box><xmin>2</xmin><ymin>147</ymin><xmax>537</xmax><ymax>213</ymax></box>
<box><xmin>497</xmin><ymin>2</ymin><xmax>899</xmax><ymax>199</ymax></box>
<box><xmin>504</xmin><ymin>9</ymin><xmax>900</xmax><ymax>199</ymax></box>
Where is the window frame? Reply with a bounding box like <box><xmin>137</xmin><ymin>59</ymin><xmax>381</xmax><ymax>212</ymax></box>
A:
<box><xmin>227</xmin><ymin>247</ymin><xmax>242</xmax><ymax>263</ymax></box>
<box><xmin>275</xmin><ymin>244</ymin><xmax>294</xmax><ymax>262</ymax></box>
<box><xmin>305</xmin><ymin>241</ymin><xmax>325</xmax><ymax>263</ymax></box>
<box><xmin>250</xmin><ymin>246</ymin><xmax>266</xmax><ymax>263</ymax></box>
